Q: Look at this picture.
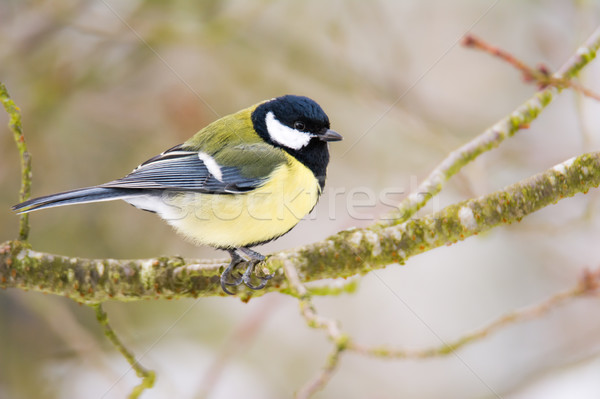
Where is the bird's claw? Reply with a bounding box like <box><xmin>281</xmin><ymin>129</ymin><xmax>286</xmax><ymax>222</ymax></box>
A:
<box><xmin>220</xmin><ymin>252</ymin><xmax>244</xmax><ymax>295</ymax></box>
<box><xmin>220</xmin><ymin>270</ymin><xmax>243</xmax><ymax>296</ymax></box>
<box><xmin>242</xmin><ymin>263</ymin><xmax>274</xmax><ymax>290</ymax></box>
<box><xmin>220</xmin><ymin>249</ymin><xmax>272</xmax><ymax>294</ymax></box>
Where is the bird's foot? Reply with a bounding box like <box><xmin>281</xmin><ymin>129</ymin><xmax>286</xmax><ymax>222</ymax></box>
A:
<box><xmin>220</xmin><ymin>248</ymin><xmax>274</xmax><ymax>295</ymax></box>
<box><xmin>241</xmin><ymin>261</ymin><xmax>274</xmax><ymax>290</ymax></box>
<box><xmin>220</xmin><ymin>250</ymin><xmax>245</xmax><ymax>295</ymax></box>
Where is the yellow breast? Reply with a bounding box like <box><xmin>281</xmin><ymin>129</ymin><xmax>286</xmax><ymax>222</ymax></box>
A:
<box><xmin>161</xmin><ymin>153</ymin><xmax>321</xmax><ymax>248</ymax></box>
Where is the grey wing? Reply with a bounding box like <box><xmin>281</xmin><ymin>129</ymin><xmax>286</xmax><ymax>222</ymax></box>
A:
<box><xmin>101</xmin><ymin>145</ymin><xmax>265</xmax><ymax>194</ymax></box>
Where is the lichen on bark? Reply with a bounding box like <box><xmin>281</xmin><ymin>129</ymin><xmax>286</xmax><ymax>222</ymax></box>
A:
<box><xmin>2</xmin><ymin>152</ymin><xmax>599</xmax><ymax>301</ymax></box>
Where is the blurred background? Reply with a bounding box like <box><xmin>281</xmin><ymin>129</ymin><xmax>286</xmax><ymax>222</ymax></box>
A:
<box><xmin>2</xmin><ymin>1</ymin><xmax>600</xmax><ymax>398</ymax></box>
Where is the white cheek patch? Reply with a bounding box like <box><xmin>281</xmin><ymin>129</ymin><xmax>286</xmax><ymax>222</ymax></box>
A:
<box><xmin>198</xmin><ymin>152</ymin><xmax>223</xmax><ymax>181</ymax></box>
<box><xmin>265</xmin><ymin>111</ymin><xmax>313</xmax><ymax>150</ymax></box>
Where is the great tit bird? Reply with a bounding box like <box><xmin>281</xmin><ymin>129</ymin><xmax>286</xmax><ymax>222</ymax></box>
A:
<box><xmin>13</xmin><ymin>95</ymin><xmax>342</xmax><ymax>295</ymax></box>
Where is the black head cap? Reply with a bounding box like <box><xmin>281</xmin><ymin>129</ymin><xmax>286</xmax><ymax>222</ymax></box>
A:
<box><xmin>251</xmin><ymin>95</ymin><xmax>342</xmax><ymax>188</ymax></box>
<box><xmin>263</xmin><ymin>95</ymin><xmax>329</xmax><ymax>131</ymax></box>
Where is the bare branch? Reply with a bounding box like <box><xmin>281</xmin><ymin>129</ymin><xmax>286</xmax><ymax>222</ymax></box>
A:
<box><xmin>462</xmin><ymin>34</ymin><xmax>600</xmax><ymax>100</ymax></box>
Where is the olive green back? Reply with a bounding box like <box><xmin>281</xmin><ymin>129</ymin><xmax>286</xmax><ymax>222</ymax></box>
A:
<box><xmin>183</xmin><ymin>104</ymin><xmax>289</xmax><ymax>179</ymax></box>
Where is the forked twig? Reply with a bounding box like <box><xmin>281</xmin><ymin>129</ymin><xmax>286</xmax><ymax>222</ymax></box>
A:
<box><xmin>462</xmin><ymin>33</ymin><xmax>600</xmax><ymax>100</ymax></box>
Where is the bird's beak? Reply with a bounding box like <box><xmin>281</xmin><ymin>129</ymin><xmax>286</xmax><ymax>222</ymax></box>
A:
<box><xmin>319</xmin><ymin>129</ymin><xmax>343</xmax><ymax>142</ymax></box>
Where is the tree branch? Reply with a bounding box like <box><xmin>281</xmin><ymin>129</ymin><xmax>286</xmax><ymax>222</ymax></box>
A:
<box><xmin>462</xmin><ymin>34</ymin><xmax>600</xmax><ymax>100</ymax></box>
<box><xmin>3</xmin><ymin>23</ymin><xmax>600</xmax><ymax>399</ymax></box>
<box><xmin>92</xmin><ymin>304</ymin><xmax>156</xmax><ymax>398</ymax></box>
<box><xmin>2</xmin><ymin>152</ymin><xmax>599</xmax><ymax>301</ymax></box>
<box><xmin>284</xmin><ymin>257</ymin><xmax>348</xmax><ymax>399</ymax></box>
<box><xmin>1</xmin><ymin>83</ymin><xmax>32</xmax><ymax>241</ymax></box>
<box><xmin>381</xmin><ymin>26</ymin><xmax>600</xmax><ymax>226</ymax></box>
<box><xmin>349</xmin><ymin>268</ymin><xmax>600</xmax><ymax>359</ymax></box>
<box><xmin>2</xmin><ymin>27</ymin><xmax>599</xmax><ymax>303</ymax></box>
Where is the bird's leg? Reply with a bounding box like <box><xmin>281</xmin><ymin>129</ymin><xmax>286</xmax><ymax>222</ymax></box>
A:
<box><xmin>221</xmin><ymin>249</ymin><xmax>245</xmax><ymax>295</ymax></box>
<box><xmin>220</xmin><ymin>248</ymin><xmax>274</xmax><ymax>294</ymax></box>
<box><xmin>237</xmin><ymin>247</ymin><xmax>274</xmax><ymax>291</ymax></box>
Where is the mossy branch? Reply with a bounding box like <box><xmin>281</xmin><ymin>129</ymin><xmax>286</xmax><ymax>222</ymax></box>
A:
<box><xmin>2</xmin><ymin>151</ymin><xmax>599</xmax><ymax>301</ymax></box>
<box><xmin>2</xmin><ymin>27</ymin><xmax>599</xmax><ymax>303</ymax></box>
<box><xmin>3</xmin><ymin>25</ymin><xmax>600</xmax><ymax>399</ymax></box>
<box><xmin>1</xmin><ymin>83</ymin><xmax>32</xmax><ymax>241</ymax></box>
<box><xmin>381</xmin><ymin>26</ymin><xmax>600</xmax><ymax>226</ymax></box>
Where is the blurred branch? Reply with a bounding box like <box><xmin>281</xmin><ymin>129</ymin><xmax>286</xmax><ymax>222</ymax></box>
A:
<box><xmin>350</xmin><ymin>268</ymin><xmax>600</xmax><ymax>358</ymax></box>
<box><xmin>1</xmin><ymin>81</ymin><xmax>156</xmax><ymax>399</ymax></box>
<box><xmin>462</xmin><ymin>34</ymin><xmax>600</xmax><ymax>100</ymax></box>
<box><xmin>380</xmin><ymin>26</ymin><xmax>600</xmax><ymax>227</ymax></box>
<box><xmin>2</xmin><ymin>28</ymin><xmax>598</xmax><ymax>302</ymax></box>
<box><xmin>283</xmin><ymin>233</ymin><xmax>600</xmax><ymax>396</ymax></box>
<box><xmin>295</xmin><ymin>345</ymin><xmax>344</xmax><ymax>399</ymax></box>
<box><xmin>1</xmin><ymin>152</ymin><xmax>600</xmax><ymax>301</ymax></box>
<box><xmin>1</xmin><ymin>83</ymin><xmax>32</xmax><ymax>241</ymax></box>
<box><xmin>2</xmin><ymin>23</ymin><xmax>600</xmax><ymax>399</ymax></box>
<box><xmin>283</xmin><ymin>259</ymin><xmax>348</xmax><ymax>399</ymax></box>
<box><xmin>93</xmin><ymin>304</ymin><xmax>155</xmax><ymax>399</ymax></box>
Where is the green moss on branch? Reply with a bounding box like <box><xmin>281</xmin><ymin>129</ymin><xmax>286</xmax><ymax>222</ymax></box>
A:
<box><xmin>2</xmin><ymin>152</ymin><xmax>599</xmax><ymax>301</ymax></box>
<box><xmin>1</xmin><ymin>83</ymin><xmax>32</xmax><ymax>241</ymax></box>
<box><xmin>382</xmin><ymin>27</ymin><xmax>600</xmax><ymax>226</ymax></box>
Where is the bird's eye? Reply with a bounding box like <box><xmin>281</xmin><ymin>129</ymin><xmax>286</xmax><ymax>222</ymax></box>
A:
<box><xmin>293</xmin><ymin>121</ymin><xmax>306</xmax><ymax>131</ymax></box>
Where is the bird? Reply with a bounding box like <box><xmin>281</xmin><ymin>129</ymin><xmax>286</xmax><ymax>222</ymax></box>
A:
<box><xmin>13</xmin><ymin>95</ymin><xmax>342</xmax><ymax>295</ymax></box>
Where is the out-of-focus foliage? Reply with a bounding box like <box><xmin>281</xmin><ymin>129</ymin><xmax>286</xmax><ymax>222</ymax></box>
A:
<box><xmin>1</xmin><ymin>1</ymin><xmax>600</xmax><ymax>398</ymax></box>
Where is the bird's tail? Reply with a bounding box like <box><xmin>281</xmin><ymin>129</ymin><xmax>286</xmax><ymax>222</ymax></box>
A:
<box><xmin>12</xmin><ymin>186</ymin><xmax>136</xmax><ymax>214</ymax></box>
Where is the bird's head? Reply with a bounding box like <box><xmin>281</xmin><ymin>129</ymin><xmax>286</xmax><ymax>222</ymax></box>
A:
<box><xmin>252</xmin><ymin>95</ymin><xmax>342</xmax><ymax>151</ymax></box>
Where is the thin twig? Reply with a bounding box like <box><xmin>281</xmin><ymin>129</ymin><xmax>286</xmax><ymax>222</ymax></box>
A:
<box><xmin>283</xmin><ymin>259</ymin><xmax>346</xmax><ymax>341</ymax></box>
<box><xmin>283</xmin><ymin>260</ymin><xmax>350</xmax><ymax>398</ymax></box>
<box><xmin>2</xmin><ymin>27</ymin><xmax>600</xmax><ymax>399</ymax></box>
<box><xmin>462</xmin><ymin>34</ymin><xmax>541</xmax><ymax>81</ymax></box>
<box><xmin>462</xmin><ymin>34</ymin><xmax>600</xmax><ymax>100</ymax></box>
<box><xmin>381</xmin><ymin>26</ymin><xmax>600</xmax><ymax>227</ymax></box>
<box><xmin>284</xmin><ymin>263</ymin><xmax>600</xmax><ymax>396</ymax></box>
<box><xmin>295</xmin><ymin>345</ymin><xmax>344</xmax><ymax>399</ymax></box>
<box><xmin>350</xmin><ymin>268</ymin><xmax>600</xmax><ymax>359</ymax></box>
<box><xmin>92</xmin><ymin>304</ymin><xmax>156</xmax><ymax>399</ymax></box>
<box><xmin>0</xmin><ymin>83</ymin><xmax>32</xmax><ymax>241</ymax></box>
